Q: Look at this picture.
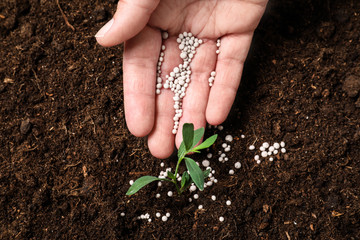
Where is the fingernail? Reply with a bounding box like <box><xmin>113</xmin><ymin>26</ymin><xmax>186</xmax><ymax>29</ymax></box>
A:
<box><xmin>95</xmin><ymin>18</ymin><xmax>114</xmax><ymax>38</ymax></box>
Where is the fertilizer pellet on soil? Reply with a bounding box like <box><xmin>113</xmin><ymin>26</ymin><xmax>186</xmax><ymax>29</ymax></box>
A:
<box><xmin>127</xmin><ymin>125</ymin><xmax>290</xmax><ymax>225</ymax></box>
<box><xmin>250</xmin><ymin>141</ymin><xmax>287</xmax><ymax>163</ymax></box>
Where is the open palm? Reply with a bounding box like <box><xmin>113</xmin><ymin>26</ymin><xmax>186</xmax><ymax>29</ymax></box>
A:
<box><xmin>96</xmin><ymin>0</ymin><xmax>268</xmax><ymax>159</ymax></box>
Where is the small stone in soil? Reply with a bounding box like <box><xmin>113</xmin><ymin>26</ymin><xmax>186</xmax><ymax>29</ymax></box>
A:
<box><xmin>20</xmin><ymin>118</ymin><xmax>31</xmax><ymax>135</ymax></box>
<box><xmin>162</xmin><ymin>216</ymin><xmax>168</xmax><ymax>222</ymax></box>
<box><xmin>211</xmin><ymin>195</ymin><xmax>216</xmax><ymax>201</ymax></box>
<box><xmin>226</xmin><ymin>200</ymin><xmax>231</xmax><ymax>206</ymax></box>
<box><xmin>229</xmin><ymin>169</ymin><xmax>234</xmax><ymax>175</ymax></box>
<box><xmin>219</xmin><ymin>216</ymin><xmax>224</xmax><ymax>222</ymax></box>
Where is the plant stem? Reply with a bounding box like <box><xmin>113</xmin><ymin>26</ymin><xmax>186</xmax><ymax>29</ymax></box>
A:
<box><xmin>173</xmin><ymin>152</ymin><xmax>187</xmax><ymax>195</ymax></box>
<box><xmin>173</xmin><ymin>180</ymin><xmax>180</xmax><ymax>194</ymax></box>
<box><xmin>173</xmin><ymin>159</ymin><xmax>182</xmax><ymax>195</ymax></box>
<box><xmin>174</xmin><ymin>157</ymin><xmax>184</xmax><ymax>183</ymax></box>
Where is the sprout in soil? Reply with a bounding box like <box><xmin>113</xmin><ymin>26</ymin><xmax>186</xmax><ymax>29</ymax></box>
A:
<box><xmin>126</xmin><ymin>123</ymin><xmax>217</xmax><ymax>196</ymax></box>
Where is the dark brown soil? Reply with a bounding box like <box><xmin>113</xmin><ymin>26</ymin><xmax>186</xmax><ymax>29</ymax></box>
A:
<box><xmin>1</xmin><ymin>0</ymin><xmax>359</xmax><ymax>239</ymax></box>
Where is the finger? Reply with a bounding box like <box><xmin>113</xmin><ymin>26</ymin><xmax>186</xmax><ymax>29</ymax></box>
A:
<box><xmin>147</xmin><ymin>90</ymin><xmax>175</xmax><ymax>159</ymax></box>
<box><xmin>123</xmin><ymin>26</ymin><xmax>161</xmax><ymax>137</ymax></box>
<box><xmin>148</xmin><ymin>37</ymin><xmax>181</xmax><ymax>159</ymax></box>
<box><xmin>175</xmin><ymin>40</ymin><xmax>217</xmax><ymax>149</ymax></box>
<box><xmin>206</xmin><ymin>33</ymin><xmax>253</xmax><ymax>125</ymax></box>
<box><xmin>96</xmin><ymin>0</ymin><xmax>160</xmax><ymax>47</ymax></box>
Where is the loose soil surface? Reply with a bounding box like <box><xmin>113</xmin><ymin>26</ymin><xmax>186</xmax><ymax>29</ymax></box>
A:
<box><xmin>1</xmin><ymin>0</ymin><xmax>359</xmax><ymax>239</ymax></box>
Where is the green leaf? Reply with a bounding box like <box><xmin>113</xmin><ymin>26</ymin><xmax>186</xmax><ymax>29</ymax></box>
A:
<box><xmin>178</xmin><ymin>142</ymin><xmax>186</xmax><ymax>159</ymax></box>
<box><xmin>182</xmin><ymin>123</ymin><xmax>194</xmax><ymax>151</ymax></box>
<box><xmin>180</xmin><ymin>172</ymin><xmax>193</xmax><ymax>193</ymax></box>
<box><xmin>126</xmin><ymin>176</ymin><xmax>161</xmax><ymax>196</ymax></box>
<box><xmin>193</xmin><ymin>134</ymin><xmax>218</xmax><ymax>151</ymax></box>
<box><xmin>191</xmin><ymin>127</ymin><xmax>205</xmax><ymax>149</ymax></box>
<box><xmin>203</xmin><ymin>169</ymin><xmax>211</xmax><ymax>178</ymax></box>
<box><xmin>167</xmin><ymin>171</ymin><xmax>175</xmax><ymax>180</ymax></box>
<box><xmin>184</xmin><ymin>157</ymin><xmax>204</xmax><ymax>191</ymax></box>
<box><xmin>182</xmin><ymin>178</ymin><xmax>193</xmax><ymax>192</ymax></box>
<box><xmin>181</xmin><ymin>171</ymin><xmax>190</xmax><ymax>189</ymax></box>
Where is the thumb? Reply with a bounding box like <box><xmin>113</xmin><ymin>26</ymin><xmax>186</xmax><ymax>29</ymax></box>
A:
<box><xmin>95</xmin><ymin>0</ymin><xmax>160</xmax><ymax>47</ymax></box>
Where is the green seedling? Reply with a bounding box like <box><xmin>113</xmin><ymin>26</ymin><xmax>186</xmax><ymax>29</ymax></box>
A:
<box><xmin>126</xmin><ymin>123</ymin><xmax>218</xmax><ymax>196</ymax></box>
